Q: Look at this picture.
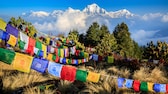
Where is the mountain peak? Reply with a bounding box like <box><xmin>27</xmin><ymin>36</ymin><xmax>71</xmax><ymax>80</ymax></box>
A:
<box><xmin>83</xmin><ymin>3</ymin><xmax>107</xmax><ymax>14</ymax></box>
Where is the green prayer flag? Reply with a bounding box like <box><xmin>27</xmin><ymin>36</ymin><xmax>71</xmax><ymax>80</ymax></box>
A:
<box><xmin>58</xmin><ymin>48</ymin><xmax>61</xmax><ymax>57</ymax></box>
<box><xmin>84</xmin><ymin>52</ymin><xmax>89</xmax><ymax>58</ymax></box>
<box><xmin>68</xmin><ymin>59</ymin><xmax>72</xmax><ymax>64</ymax></box>
<box><xmin>36</xmin><ymin>41</ymin><xmax>42</xmax><ymax>50</ymax></box>
<box><xmin>0</xmin><ymin>48</ymin><xmax>15</xmax><ymax>64</ymax></box>
<box><xmin>52</xmin><ymin>55</ymin><xmax>56</xmax><ymax>61</ymax></box>
<box><xmin>107</xmin><ymin>56</ymin><xmax>114</xmax><ymax>63</ymax></box>
<box><xmin>18</xmin><ymin>40</ymin><xmax>25</xmax><ymax>50</ymax></box>
<box><xmin>76</xmin><ymin>69</ymin><xmax>88</xmax><ymax>82</ymax></box>
<box><xmin>140</xmin><ymin>82</ymin><xmax>148</xmax><ymax>92</ymax></box>
<box><xmin>80</xmin><ymin>51</ymin><xmax>84</xmax><ymax>57</ymax></box>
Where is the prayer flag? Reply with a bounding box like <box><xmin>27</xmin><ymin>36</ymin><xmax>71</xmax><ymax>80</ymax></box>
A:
<box><xmin>20</xmin><ymin>32</ymin><xmax>29</xmax><ymax>50</ymax></box>
<box><xmin>87</xmin><ymin>71</ymin><xmax>100</xmax><ymax>83</ymax></box>
<box><xmin>140</xmin><ymin>81</ymin><xmax>148</xmax><ymax>92</ymax></box>
<box><xmin>31</xmin><ymin>58</ymin><xmax>48</xmax><ymax>73</ymax></box>
<box><xmin>48</xmin><ymin>62</ymin><xmax>63</xmax><ymax>77</ymax></box>
<box><xmin>12</xmin><ymin>53</ymin><xmax>33</xmax><ymax>73</ymax></box>
<box><xmin>0</xmin><ymin>48</ymin><xmax>15</xmax><ymax>64</ymax></box>
<box><xmin>0</xmin><ymin>19</ymin><xmax>7</xmax><ymax>31</ymax></box>
<box><xmin>133</xmin><ymin>80</ymin><xmax>140</xmax><ymax>92</ymax></box>
<box><xmin>7</xmin><ymin>34</ymin><xmax>17</xmax><ymax>47</ymax></box>
<box><xmin>6</xmin><ymin>24</ymin><xmax>18</xmax><ymax>37</ymax></box>
<box><xmin>61</xmin><ymin>65</ymin><xmax>77</xmax><ymax>82</ymax></box>
<box><xmin>76</xmin><ymin>69</ymin><xmax>88</xmax><ymax>82</ymax></box>
<box><xmin>118</xmin><ymin>78</ymin><xmax>125</xmax><ymax>88</ymax></box>
<box><xmin>125</xmin><ymin>79</ymin><xmax>133</xmax><ymax>88</ymax></box>
<box><xmin>42</xmin><ymin>44</ymin><xmax>47</xmax><ymax>58</ymax></box>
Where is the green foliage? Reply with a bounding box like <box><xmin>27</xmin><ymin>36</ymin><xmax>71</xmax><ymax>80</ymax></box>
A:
<box><xmin>85</xmin><ymin>22</ymin><xmax>110</xmax><ymax>47</ymax></box>
<box><xmin>8</xmin><ymin>17</ymin><xmax>37</xmax><ymax>38</ymax></box>
<box><xmin>113</xmin><ymin>22</ymin><xmax>142</xmax><ymax>59</ymax></box>
<box><xmin>67</xmin><ymin>30</ymin><xmax>85</xmax><ymax>50</ymax></box>
<box><xmin>143</xmin><ymin>41</ymin><xmax>168</xmax><ymax>61</ymax></box>
<box><xmin>96</xmin><ymin>33</ymin><xmax>117</xmax><ymax>56</ymax></box>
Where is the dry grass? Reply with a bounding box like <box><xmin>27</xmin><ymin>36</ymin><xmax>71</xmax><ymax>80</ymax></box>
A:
<box><xmin>133</xmin><ymin>67</ymin><xmax>168</xmax><ymax>83</ymax></box>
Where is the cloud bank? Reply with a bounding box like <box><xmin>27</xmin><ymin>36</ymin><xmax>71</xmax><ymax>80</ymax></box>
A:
<box><xmin>21</xmin><ymin>3</ymin><xmax>168</xmax><ymax>45</ymax></box>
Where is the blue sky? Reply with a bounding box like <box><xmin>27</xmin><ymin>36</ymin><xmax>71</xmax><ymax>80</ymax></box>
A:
<box><xmin>0</xmin><ymin>0</ymin><xmax>168</xmax><ymax>45</ymax></box>
<box><xmin>1</xmin><ymin>0</ymin><xmax>168</xmax><ymax>15</ymax></box>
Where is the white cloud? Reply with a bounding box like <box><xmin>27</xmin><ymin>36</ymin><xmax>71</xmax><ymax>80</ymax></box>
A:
<box><xmin>161</xmin><ymin>14</ymin><xmax>168</xmax><ymax>22</ymax></box>
<box><xmin>141</xmin><ymin>13</ymin><xmax>162</xmax><ymax>21</ymax></box>
<box><xmin>30</xmin><ymin>11</ymin><xmax>50</xmax><ymax>17</ymax></box>
<box><xmin>131</xmin><ymin>30</ymin><xmax>159</xmax><ymax>45</ymax></box>
<box><xmin>20</xmin><ymin>3</ymin><xmax>168</xmax><ymax>46</ymax></box>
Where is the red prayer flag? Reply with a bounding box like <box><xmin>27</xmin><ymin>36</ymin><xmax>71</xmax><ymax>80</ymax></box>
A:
<box><xmin>133</xmin><ymin>80</ymin><xmax>140</xmax><ymax>92</ymax></box>
<box><xmin>26</xmin><ymin>38</ymin><xmax>36</xmax><ymax>55</ymax></box>
<box><xmin>61</xmin><ymin>65</ymin><xmax>77</xmax><ymax>82</ymax></box>
<box><xmin>166</xmin><ymin>84</ymin><xmax>168</xmax><ymax>93</ymax></box>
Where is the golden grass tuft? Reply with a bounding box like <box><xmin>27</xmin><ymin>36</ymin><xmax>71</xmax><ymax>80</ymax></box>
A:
<box><xmin>133</xmin><ymin>67</ymin><xmax>168</xmax><ymax>83</ymax></box>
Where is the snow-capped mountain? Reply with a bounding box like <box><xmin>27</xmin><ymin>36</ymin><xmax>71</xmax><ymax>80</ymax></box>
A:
<box><xmin>82</xmin><ymin>3</ymin><xmax>134</xmax><ymax>18</ymax></box>
<box><xmin>108</xmin><ymin>9</ymin><xmax>134</xmax><ymax>18</ymax></box>
<box><xmin>83</xmin><ymin>3</ymin><xmax>107</xmax><ymax>14</ymax></box>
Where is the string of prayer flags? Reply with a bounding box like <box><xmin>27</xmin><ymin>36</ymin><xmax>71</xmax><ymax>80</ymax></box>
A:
<box><xmin>31</xmin><ymin>58</ymin><xmax>48</xmax><ymax>73</ymax></box>
<box><xmin>76</xmin><ymin>69</ymin><xmax>88</xmax><ymax>82</ymax></box>
<box><xmin>87</xmin><ymin>71</ymin><xmax>100</xmax><ymax>83</ymax></box>
<box><xmin>140</xmin><ymin>81</ymin><xmax>148</xmax><ymax>92</ymax></box>
<box><xmin>0</xmin><ymin>18</ymin><xmax>7</xmax><ymax>31</ymax></box>
<box><xmin>0</xmin><ymin>48</ymin><xmax>15</xmax><ymax>64</ymax></box>
<box><xmin>6</xmin><ymin>24</ymin><xmax>18</xmax><ymax>37</ymax></box>
<box><xmin>48</xmin><ymin>62</ymin><xmax>63</xmax><ymax>77</ymax></box>
<box><xmin>61</xmin><ymin>65</ymin><xmax>77</xmax><ymax>82</ymax></box>
<box><xmin>12</xmin><ymin>53</ymin><xmax>33</xmax><ymax>73</ymax></box>
<box><xmin>7</xmin><ymin>34</ymin><xmax>17</xmax><ymax>47</ymax></box>
<box><xmin>133</xmin><ymin>80</ymin><xmax>140</xmax><ymax>92</ymax></box>
<box><xmin>117</xmin><ymin>78</ymin><xmax>125</xmax><ymax>88</ymax></box>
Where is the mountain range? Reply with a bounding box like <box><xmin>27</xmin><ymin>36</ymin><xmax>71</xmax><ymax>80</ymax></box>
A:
<box><xmin>17</xmin><ymin>3</ymin><xmax>168</xmax><ymax>45</ymax></box>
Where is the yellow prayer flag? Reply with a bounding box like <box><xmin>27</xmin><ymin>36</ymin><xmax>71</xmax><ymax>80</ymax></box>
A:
<box><xmin>60</xmin><ymin>49</ymin><xmax>64</xmax><ymax>58</ymax></box>
<box><xmin>46</xmin><ymin>37</ymin><xmax>50</xmax><ymax>45</ymax></box>
<box><xmin>12</xmin><ymin>53</ymin><xmax>33</xmax><ymax>73</ymax></box>
<box><xmin>66</xmin><ymin>59</ymin><xmax>69</xmax><ymax>64</ymax></box>
<box><xmin>0</xmin><ymin>19</ymin><xmax>7</xmax><ymax>31</ymax></box>
<box><xmin>47</xmin><ymin>53</ymin><xmax>53</xmax><ymax>61</ymax></box>
<box><xmin>87</xmin><ymin>71</ymin><xmax>100</xmax><ymax>83</ymax></box>
<box><xmin>147</xmin><ymin>82</ymin><xmax>154</xmax><ymax>92</ymax></box>
<box><xmin>42</xmin><ymin>44</ymin><xmax>47</xmax><ymax>58</ymax></box>
<box><xmin>7</xmin><ymin>34</ymin><xmax>17</xmax><ymax>47</ymax></box>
